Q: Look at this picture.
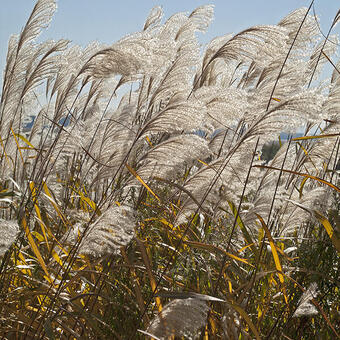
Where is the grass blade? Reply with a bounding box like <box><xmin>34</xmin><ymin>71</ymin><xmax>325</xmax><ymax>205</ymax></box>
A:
<box><xmin>255</xmin><ymin>213</ymin><xmax>288</xmax><ymax>304</ymax></box>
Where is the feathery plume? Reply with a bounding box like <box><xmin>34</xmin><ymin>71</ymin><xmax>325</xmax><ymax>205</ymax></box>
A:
<box><xmin>146</xmin><ymin>298</ymin><xmax>209</xmax><ymax>339</ymax></box>
<box><xmin>138</xmin><ymin>134</ymin><xmax>210</xmax><ymax>181</ymax></box>
<box><xmin>77</xmin><ymin>205</ymin><xmax>135</xmax><ymax>256</ymax></box>
<box><xmin>0</xmin><ymin>219</ymin><xmax>19</xmax><ymax>257</ymax></box>
<box><xmin>293</xmin><ymin>283</ymin><xmax>319</xmax><ymax>317</ymax></box>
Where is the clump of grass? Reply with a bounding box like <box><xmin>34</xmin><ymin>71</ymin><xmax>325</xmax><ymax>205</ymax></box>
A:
<box><xmin>0</xmin><ymin>1</ymin><xmax>339</xmax><ymax>339</ymax></box>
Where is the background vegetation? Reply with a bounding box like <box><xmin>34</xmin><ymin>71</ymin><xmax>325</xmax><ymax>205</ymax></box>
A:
<box><xmin>0</xmin><ymin>0</ymin><xmax>339</xmax><ymax>339</ymax></box>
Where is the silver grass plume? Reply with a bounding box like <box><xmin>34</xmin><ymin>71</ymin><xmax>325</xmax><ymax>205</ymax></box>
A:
<box><xmin>132</xmin><ymin>6</ymin><xmax>209</xmax><ymax>117</ymax></box>
<box><xmin>324</xmin><ymin>64</ymin><xmax>340</xmax><ymax>128</ymax></box>
<box><xmin>137</xmin><ymin>134</ymin><xmax>210</xmax><ymax>181</ymax></box>
<box><xmin>301</xmin><ymin>134</ymin><xmax>339</xmax><ymax>180</ymax></box>
<box><xmin>86</xmin><ymin>43</ymin><xmax>143</xmax><ymax>79</ymax></box>
<box><xmin>198</xmin><ymin>33</ymin><xmax>234</xmax><ymax>87</ymax></box>
<box><xmin>197</xmin><ymin>25</ymin><xmax>287</xmax><ymax>88</ymax></box>
<box><xmin>242</xmin><ymin>143</ymin><xmax>295</xmax><ymax>229</ymax></box>
<box><xmin>307</xmin><ymin>35</ymin><xmax>339</xmax><ymax>79</ymax></box>
<box><xmin>0</xmin><ymin>1</ymin><xmax>70</xmax><ymax>182</ymax></box>
<box><xmin>0</xmin><ymin>219</ymin><xmax>20</xmax><ymax>257</ymax></box>
<box><xmin>17</xmin><ymin>0</ymin><xmax>56</xmax><ymax>50</ymax></box>
<box><xmin>143</xmin><ymin>6</ymin><xmax>163</xmax><ymax>32</ymax></box>
<box><xmin>1</xmin><ymin>0</ymin><xmax>57</xmax><ymax>122</ymax></box>
<box><xmin>141</xmin><ymin>98</ymin><xmax>206</xmax><ymax>134</ymax></box>
<box><xmin>244</xmin><ymin>88</ymin><xmax>324</xmax><ymax>139</ymax></box>
<box><xmin>146</xmin><ymin>298</ymin><xmax>209</xmax><ymax>339</ymax></box>
<box><xmin>189</xmin><ymin>5</ymin><xmax>214</xmax><ymax>33</ymax></box>
<box><xmin>77</xmin><ymin>205</ymin><xmax>135</xmax><ymax>256</ymax></box>
<box><xmin>192</xmin><ymin>86</ymin><xmax>247</xmax><ymax>132</ymax></box>
<box><xmin>176</xmin><ymin>138</ymin><xmax>258</xmax><ymax>225</ymax></box>
<box><xmin>278</xmin><ymin>8</ymin><xmax>319</xmax><ymax>50</ymax></box>
<box><xmin>208</xmin><ymin>129</ymin><xmax>234</xmax><ymax>156</ymax></box>
<box><xmin>280</xmin><ymin>187</ymin><xmax>333</xmax><ymax>235</ymax></box>
<box><xmin>293</xmin><ymin>283</ymin><xmax>319</xmax><ymax>317</ymax></box>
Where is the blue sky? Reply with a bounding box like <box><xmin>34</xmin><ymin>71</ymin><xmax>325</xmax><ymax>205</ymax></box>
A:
<box><xmin>1</xmin><ymin>0</ymin><xmax>339</xmax><ymax>83</ymax></box>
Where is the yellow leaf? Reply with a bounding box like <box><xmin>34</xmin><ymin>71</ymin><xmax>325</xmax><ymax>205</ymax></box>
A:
<box><xmin>253</xmin><ymin>165</ymin><xmax>340</xmax><ymax>193</ymax></box>
<box><xmin>14</xmin><ymin>133</ymin><xmax>37</xmax><ymax>150</ymax></box>
<box><xmin>17</xmin><ymin>251</ymin><xmax>32</xmax><ymax>276</ymax></box>
<box><xmin>77</xmin><ymin>189</ymin><xmax>97</xmax><ymax>211</ymax></box>
<box><xmin>184</xmin><ymin>241</ymin><xmax>253</xmax><ymax>266</ymax></box>
<box><xmin>198</xmin><ymin>159</ymin><xmax>209</xmax><ymax>166</ymax></box>
<box><xmin>237</xmin><ymin>243</ymin><xmax>255</xmax><ymax>253</ymax></box>
<box><xmin>299</xmin><ymin>177</ymin><xmax>308</xmax><ymax>199</ymax></box>
<box><xmin>228</xmin><ymin>280</ymin><xmax>233</xmax><ymax>294</ymax></box>
<box><xmin>314</xmin><ymin>212</ymin><xmax>340</xmax><ymax>253</ymax></box>
<box><xmin>30</xmin><ymin>181</ymin><xmax>50</xmax><ymax>251</ymax></box>
<box><xmin>228</xmin><ymin>298</ymin><xmax>261</xmax><ymax>340</ymax></box>
<box><xmin>51</xmin><ymin>250</ymin><xmax>65</xmax><ymax>269</ymax></box>
<box><xmin>21</xmin><ymin>216</ymin><xmax>54</xmax><ymax>286</ymax></box>
<box><xmin>126</xmin><ymin>163</ymin><xmax>160</xmax><ymax>202</ymax></box>
<box><xmin>159</xmin><ymin>218</ymin><xmax>174</xmax><ymax>230</ymax></box>
<box><xmin>137</xmin><ymin>239</ymin><xmax>163</xmax><ymax>313</ymax></box>
<box><xmin>31</xmin><ymin>231</ymin><xmax>44</xmax><ymax>242</ymax></box>
<box><xmin>256</xmin><ymin>214</ymin><xmax>288</xmax><ymax>304</ymax></box>
<box><xmin>145</xmin><ymin>135</ymin><xmax>153</xmax><ymax>147</ymax></box>
<box><xmin>287</xmin><ymin>200</ymin><xmax>340</xmax><ymax>253</ymax></box>
<box><xmin>292</xmin><ymin>133</ymin><xmax>340</xmax><ymax>141</ymax></box>
<box><xmin>296</xmin><ymin>142</ymin><xmax>309</xmax><ymax>156</ymax></box>
<box><xmin>11</xmin><ymin>128</ymin><xmax>24</xmax><ymax>163</ymax></box>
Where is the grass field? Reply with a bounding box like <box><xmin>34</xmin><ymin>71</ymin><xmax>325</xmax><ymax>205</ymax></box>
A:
<box><xmin>0</xmin><ymin>1</ymin><xmax>339</xmax><ymax>339</ymax></box>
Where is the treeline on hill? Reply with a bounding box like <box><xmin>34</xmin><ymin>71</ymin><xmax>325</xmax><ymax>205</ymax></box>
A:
<box><xmin>0</xmin><ymin>0</ymin><xmax>339</xmax><ymax>339</ymax></box>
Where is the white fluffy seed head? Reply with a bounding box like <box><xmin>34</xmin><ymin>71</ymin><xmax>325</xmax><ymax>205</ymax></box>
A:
<box><xmin>146</xmin><ymin>298</ymin><xmax>209</xmax><ymax>339</ymax></box>
<box><xmin>77</xmin><ymin>205</ymin><xmax>135</xmax><ymax>256</ymax></box>
<box><xmin>0</xmin><ymin>219</ymin><xmax>20</xmax><ymax>256</ymax></box>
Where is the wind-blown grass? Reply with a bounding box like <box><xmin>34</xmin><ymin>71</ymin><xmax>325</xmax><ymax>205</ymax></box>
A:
<box><xmin>0</xmin><ymin>1</ymin><xmax>339</xmax><ymax>339</ymax></box>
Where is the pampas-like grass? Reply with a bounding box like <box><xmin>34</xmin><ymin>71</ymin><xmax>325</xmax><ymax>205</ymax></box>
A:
<box><xmin>293</xmin><ymin>282</ymin><xmax>319</xmax><ymax>317</ymax></box>
<box><xmin>0</xmin><ymin>2</ymin><xmax>339</xmax><ymax>338</ymax></box>
<box><xmin>146</xmin><ymin>298</ymin><xmax>209</xmax><ymax>339</ymax></box>
<box><xmin>75</xmin><ymin>205</ymin><xmax>135</xmax><ymax>256</ymax></box>
<box><xmin>0</xmin><ymin>219</ymin><xmax>19</xmax><ymax>256</ymax></box>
